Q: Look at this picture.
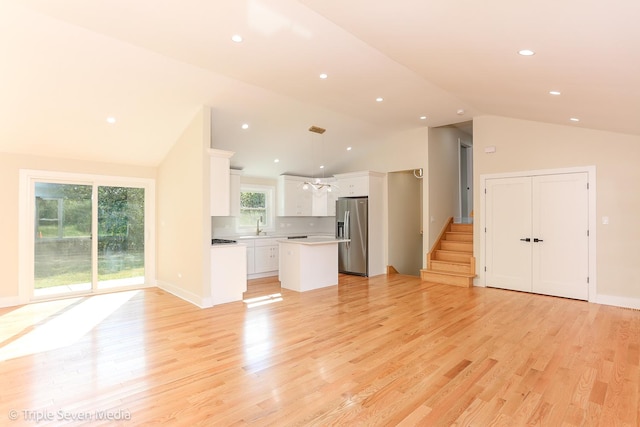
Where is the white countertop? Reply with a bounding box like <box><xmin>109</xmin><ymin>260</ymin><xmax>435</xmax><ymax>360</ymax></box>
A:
<box><xmin>219</xmin><ymin>233</ymin><xmax>334</xmax><ymax>241</ymax></box>
<box><xmin>278</xmin><ymin>237</ymin><xmax>349</xmax><ymax>245</ymax></box>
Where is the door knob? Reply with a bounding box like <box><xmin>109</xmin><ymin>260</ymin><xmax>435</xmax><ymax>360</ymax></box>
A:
<box><xmin>534</xmin><ymin>238</ymin><xmax>544</xmax><ymax>242</ymax></box>
<box><xmin>520</xmin><ymin>238</ymin><xmax>531</xmax><ymax>242</ymax></box>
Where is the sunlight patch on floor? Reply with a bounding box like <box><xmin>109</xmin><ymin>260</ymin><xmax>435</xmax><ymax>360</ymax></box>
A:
<box><xmin>0</xmin><ymin>290</ymin><xmax>140</xmax><ymax>362</ymax></box>
<box><xmin>243</xmin><ymin>293</ymin><xmax>283</xmax><ymax>308</ymax></box>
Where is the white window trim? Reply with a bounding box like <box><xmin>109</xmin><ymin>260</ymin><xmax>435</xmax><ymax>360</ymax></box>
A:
<box><xmin>18</xmin><ymin>169</ymin><xmax>156</xmax><ymax>304</ymax></box>
<box><xmin>237</xmin><ymin>184</ymin><xmax>275</xmax><ymax>233</ymax></box>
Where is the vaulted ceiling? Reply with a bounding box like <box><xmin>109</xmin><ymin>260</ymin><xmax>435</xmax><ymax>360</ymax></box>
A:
<box><xmin>1</xmin><ymin>1</ymin><xmax>638</xmax><ymax>177</ymax></box>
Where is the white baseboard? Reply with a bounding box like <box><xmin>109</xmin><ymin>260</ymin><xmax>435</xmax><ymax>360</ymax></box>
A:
<box><xmin>247</xmin><ymin>271</ymin><xmax>278</xmax><ymax>280</ymax></box>
<box><xmin>156</xmin><ymin>280</ymin><xmax>212</xmax><ymax>309</ymax></box>
<box><xmin>0</xmin><ymin>296</ymin><xmax>23</xmax><ymax>309</ymax></box>
<box><xmin>595</xmin><ymin>294</ymin><xmax>640</xmax><ymax>310</ymax></box>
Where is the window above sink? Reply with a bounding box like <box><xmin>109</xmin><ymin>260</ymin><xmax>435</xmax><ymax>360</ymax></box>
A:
<box><xmin>237</xmin><ymin>184</ymin><xmax>275</xmax><ymax>234</ymax></box>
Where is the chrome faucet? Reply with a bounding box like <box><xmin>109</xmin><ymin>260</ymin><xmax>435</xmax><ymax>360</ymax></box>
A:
<box><xmin>256</xmin><ymin>217</ymin><xmax>263</xmax><ymax>236</ymax></box>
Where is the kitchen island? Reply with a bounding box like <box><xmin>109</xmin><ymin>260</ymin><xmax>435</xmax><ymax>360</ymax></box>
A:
<box><xmin>278</xmin><ymin>237</ymin><xmax>349</xmax><ymax>292</ymax></box>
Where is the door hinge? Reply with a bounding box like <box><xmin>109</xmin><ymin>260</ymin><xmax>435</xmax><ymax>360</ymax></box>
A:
<box><xmin>587</xmin><ymin>182</ymin><xmax>589</xmax><ymax>190</ymax></box>
<box><xmin>484</xmin><ymin>266</ymin><xmax>487</xmax><ymax>272</ymax></box>
<box><xmin>587</xmin><ymin>230</ymin><xmax>589</xmax><ymax>236</ymax></box>
<box><xmin>587</xmin><ymin>277</ymin><xmax>590</xmax><ymax>283</ymax></box>
<box><xmin>485</xmin><ymin>188</ymin><xmax>487</xmax><ymax>194</ymax></box>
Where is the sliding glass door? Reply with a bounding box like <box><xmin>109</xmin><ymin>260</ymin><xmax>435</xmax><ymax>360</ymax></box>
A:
<box><xmin>97</xmin><ymin>186</ymin><xmax>145</xmax><ymax>289</ymax></box>
<box><xmin>27</xmin><ymin>172</ymin><xmax>152</xmax><ymax>300</ymax></box>
<box><xmin>34</xmin><ymin>183</ymin><xmax>93</xmax><ymax>296</ymax></box>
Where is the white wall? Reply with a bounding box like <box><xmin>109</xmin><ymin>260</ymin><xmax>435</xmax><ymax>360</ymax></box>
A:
<box><xmin>0</xmin><ymin>153</ymin><xmax>155</xmax><ymax>305</ymax></box>
<box><xmin>156</xmin><ymin>107</ymin><xmax>212</xmax><ymax>307</ymax></box>
<box><xmin>345</xmin><ymin>127</ymin><xmax>428</xmax><ymax>174</ymax></box>
<box><xmin>474</xmin><ymin>115</ymin><xmax>640</xmax><ymax>306</ymax></box>
<box><xmin>427</xmin><ymin>126</ymin><xmax>465</xmax><ymax>248</ymax></box>
<box><xmin>345</xmin><ymin>127</ymin><xmax>429</xmax><ymax>271</ymax></box>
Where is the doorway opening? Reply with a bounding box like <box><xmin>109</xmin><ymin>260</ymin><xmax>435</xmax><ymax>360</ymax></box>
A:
<box><xmin>388</xmin><ymin>169</ymin><xmax>423</xmax><ymax>276</ymax></box>
<box><xmin>457</xmin><ymin>121</ymin><xmax>473</xmax><ymax>224</ymax></box>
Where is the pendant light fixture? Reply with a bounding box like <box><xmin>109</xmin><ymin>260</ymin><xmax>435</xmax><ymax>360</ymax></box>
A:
<box><xmin>302</xmin><ymin>125</ymin><xmax>335</xmax><ymax>192</ymax></box>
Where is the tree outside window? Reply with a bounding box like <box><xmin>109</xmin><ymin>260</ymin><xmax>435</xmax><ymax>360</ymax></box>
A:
<box><xmin>238</xmin><ymin>185</ymin><xmax>274</xmax><ymax>230</ymax></box>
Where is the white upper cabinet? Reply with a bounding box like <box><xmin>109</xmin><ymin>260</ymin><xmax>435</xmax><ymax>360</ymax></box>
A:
<box><xmin>334</xmin><ymin>172</ymin><xmax>375</xmax><ymax>197</ymax></box>
<box><xmin>278</xmin><ymin>175</ymin><xmax>337</xmax><ymax>217</ymax></box>
<box><xmin>311</xmin><ymin>178</ymin><xmax>337</xmax><ymax>216</ymax></box>
<box><xmin>210</xmin><ymin>149</ymin><xmax>234</xmax><ymax>217</ymax></box>
<box><xmin>230</xmin><ymin>169</ymin><xmax>241</xmax><ymax>217</ymax></box>
<box><xmin>277</xmin><ymin>175</ymin><xmax>312</xmax><ymax>216</ymax></box>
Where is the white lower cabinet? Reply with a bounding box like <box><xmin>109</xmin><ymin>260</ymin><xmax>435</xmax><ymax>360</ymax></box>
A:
<box><xmin>254</xmin><ymin>238</ymin><xmax>279</xmax><ymax>273</ymax></box>
<box><xmin>255</xmin><ymin>246</ymin><xmax>278</xmax><ymax>272</ymax></box>
<box><xmin>244</xmin><ymin>238</ymin><xmax>279</xmax><ymax>279</ymax></box>
<box><xmin>246</xmin><ymin>246</ymin><xmax>255</xmax><ymax>275</ymax></box>
<box><xmin>211</xmin><ymin>244</ymin><xmax>247</xmax><ymax>305</ymax></box>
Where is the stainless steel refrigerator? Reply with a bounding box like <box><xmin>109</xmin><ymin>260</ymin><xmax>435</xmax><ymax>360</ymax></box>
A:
<box><xmin>336</xmin><ymin>197</ymin><xmax>368</xmax><ymax>276</ymax></box>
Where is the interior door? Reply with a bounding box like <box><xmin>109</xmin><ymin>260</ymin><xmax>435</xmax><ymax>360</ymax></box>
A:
<box><xmin>485</xmin><ymin>173</ymin><xmax>589</xmax><ymax>300</ymax></box>
<box><xmin>532</xmin><ymin>173</ymin><xmax>589</xmax><ymax>299</ymax></box>
<box><xmin>485</xmin><ymin>177</ymin><xmax>532</xmax><ymax>292</ymax></box>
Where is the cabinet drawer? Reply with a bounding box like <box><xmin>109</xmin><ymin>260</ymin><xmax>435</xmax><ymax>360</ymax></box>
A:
<box><xmin>254</xmin><ymin>238</ymin><xmax>280</xmax><ymax>247</ymax></box>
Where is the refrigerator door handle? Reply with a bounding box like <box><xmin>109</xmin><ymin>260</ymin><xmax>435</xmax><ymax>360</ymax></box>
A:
<box><xmin>345</xmin><ymin>210</ymin><xmax>350</xmax><ymax>249</ymax></box>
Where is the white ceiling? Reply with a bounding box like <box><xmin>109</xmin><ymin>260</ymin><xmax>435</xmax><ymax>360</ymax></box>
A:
<box><xmin>1</xmin><ymin>0</ymin><xmax>638</xmax><ymax>177</ymax></box>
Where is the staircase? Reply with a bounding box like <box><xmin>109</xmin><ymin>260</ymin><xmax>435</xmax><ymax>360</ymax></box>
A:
<box><xmin>420</xmin><ymin>217</ymin><xmax>476</xmax><ymax>287</ymax></box>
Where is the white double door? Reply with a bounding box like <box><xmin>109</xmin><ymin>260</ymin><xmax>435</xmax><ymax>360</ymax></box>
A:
<box><xmin>485</xmin><ymin>172</ymin><xmax>589</xmax><ymax>300</ymax></box>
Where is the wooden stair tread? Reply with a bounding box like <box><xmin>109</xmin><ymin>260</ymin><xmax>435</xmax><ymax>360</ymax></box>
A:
<box><xmin>420</xmin><ymin>269</ymin><xmax>474</xmax><ymax>288</ymax></box>
<box><xmin>431</xmin><ymin>258</ymin><xmax>471</xmax><ymax>266</ymax></box>
<box><xmin>430</xmin><ymin>260</ymin><xmax>472</xmax><ymax>268</ymax></box>
<box><xmin>441</xmin><ymin>241</ymin><xmax>473</xmax><ymax>253</ymax></box>
<box><xmin>429</xmin><ymin>264</ymin><xmax>473</xmax><ymax>274</ymax></box>
<box><xmin>435</xmin><ymin>249</ymin><xmax>472</xmax><ymax>256</ymax></box>
<box><xmin>444</xmin><ymin>232</ymin><xmax>473</xmax><ymax>242</ymax></box>
<box><xmin>424</xmin><ymin>217</ymin><xmax>476</xmax><ymax>288</ymax></box>
<box><xmin>420</xmin><ymin>269</ymin><xmax>475</xmax><ymax>278</ymax></box>
<box><xmin>451</xmin><ymin>223</ymin><xmax>473</xmax><ymax>232</ymax></box>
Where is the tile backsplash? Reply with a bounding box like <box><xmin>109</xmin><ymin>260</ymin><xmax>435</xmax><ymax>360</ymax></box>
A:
<box><xmin>212</xmin><ymin>216</ymin><xmax>335</xmax><ymax>238</ymax></box>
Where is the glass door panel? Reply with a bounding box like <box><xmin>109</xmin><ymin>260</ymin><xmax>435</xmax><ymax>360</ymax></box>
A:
<box><xmin>97</xmin><ymin>186</ymin><xmax>145</xmax><ymax>289</ymax></box>
<box><xmin>34</xmin><ymin>183</ymin><xmax>92</xmax><ymax>297</ymax></box>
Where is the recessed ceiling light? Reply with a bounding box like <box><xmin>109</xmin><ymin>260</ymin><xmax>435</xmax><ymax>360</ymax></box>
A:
<box><xmin>319</xmin><ymin>73</ymin><xmax>328</xmax><ymax>79</ymax></box>
<box><xmin>346</xmin><ymin>147</ymin><xmax>352</xmax><ymax>151</ymax></box>
<box><xmin>518</xmin><ymin>49</ymin><xmax>535</xmax><ymax>56</ymax></box>
<box><xmin>106</xmin><ymin>117</ymin><xmax>116</xmax><ymax>124</ymax></box>
<box><xmin>231</xmin><ymin>34</ymin><xmax>243</xmax><ymax>43</ymax></box>
<box><xmin>241</xmin><ymin>123</ymin><xmax>249</xmax><ymax>130</ymax></box>
<box><xmin>274</xmin><ymin>158</ymin><xmax>279</xmax><ymax>163</ymax></box>
<box><xmin>420</xmin><ymin>116</ymin><xmax>427</xmax><ymax>120</ymax></box>
<box><xmin>376</xmin><ymin>97</ymin><xmax>384</xmax><ymax>102</ymax></box>
<box><xmin>549</xmin><ymin>91</ymin><xmax>561</xmax><ymax>96</ymax></box>
<box><xmin>570</xmin><ymin>117</ymin><xmax>580</xmax><ymax>122</ymax></box>
<box><xmin>319</xmin><ymin>165</ymin><xmax>325</xmax><ymax>169</ymax></box>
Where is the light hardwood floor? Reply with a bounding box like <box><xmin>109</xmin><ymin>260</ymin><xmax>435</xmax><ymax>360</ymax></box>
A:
<box><xmin>1</xmin><ymin>275</ymin><xmax>639</xmax><ymax>426</ymax></box>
